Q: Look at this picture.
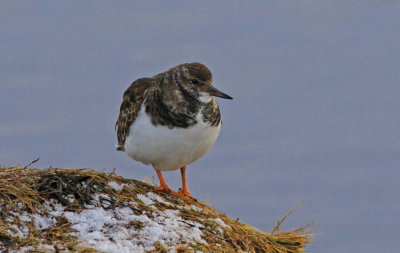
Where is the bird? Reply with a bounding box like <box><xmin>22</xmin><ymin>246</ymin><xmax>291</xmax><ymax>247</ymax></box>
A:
<box><xmin>115</xmin><ymin>62</ymin><xmax>232</xmax><ymax>200</ymax></box>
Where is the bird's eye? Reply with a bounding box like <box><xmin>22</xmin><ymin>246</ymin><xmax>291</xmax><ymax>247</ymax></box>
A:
<box><xmin>191</xmin><ymin>79</ymin><xmax>199</xmax><ymax>84</ymax></box>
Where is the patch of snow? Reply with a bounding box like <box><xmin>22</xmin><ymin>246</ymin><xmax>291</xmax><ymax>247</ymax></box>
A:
<box><xmin>66</xmin><ymin>194</ymin><xmax>75</xmax><ymax>203</ymax></box>
<box><xmin>108</xmin><ymin>181</ymin><xmax>124</xmax><ymax>191</ymax></box>
<box><xmin>84</xmin><ymin>203</ymin><xmax>96</xmax><ymax>209</ymax></box>
<box><xmin>50</xmin><ymin>202</ymin><xmax>66</xmax><ymax>215</ymax></box>
<box><xmin>146</xmin><ymin>192</ymin><xmax>171</xmax><ymax>206</ymax></box>
<box><xmin>6</xmin><ymin>224</ymin><xmax>29</xmax><ymax>238</ymax></box>
<box><xmin>32</xmin><ymin>214</ymin><xmax>56</xmax><ymax>230</ymax></box>
<box><xmin>136</xmin><ymin>194</ymin><xmax>154</xmax><ymax>206</ymax></box>
<box><xmin>19</xmin><ymin>213</ymin><xmax>32</xmax><ymax>222</ymax></box>
<box><xmin>93</xmin><ymin>193</ymin><xmax>113</xmax><ymax>208</ymax></box>
<box><xmin>81</xmin><ymin>181</ymin><xmax>88</xmax><ymax>188</ymax></box>
<box><xmin>60</xmin><ymin>204</ymin><xmax>206</xmax><ymax>252</ymax></box>
<box><xmin>13</xmin><ymin>246</ymin><xmax>35</xmax><ymax>253</ymax></box>
<box><xmin>191</xmin><ymin>205</ymin><xmax>203</xmax><ymax>212</ymax></box>
<box><xmin>5</xmin><ymin>192</ymin><xmax>209</xmax><ymax>252</ymax></box>
<box><xmin>213</xmin><ymin>218</ymin><xmax>229</xmax><ymax>228</ymax></box>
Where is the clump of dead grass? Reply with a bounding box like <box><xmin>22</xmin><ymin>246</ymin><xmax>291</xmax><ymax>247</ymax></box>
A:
<box><xmin>0</xmin><ymin>166</ymin><xmax>312</xmax><ymax>252</ymax></box>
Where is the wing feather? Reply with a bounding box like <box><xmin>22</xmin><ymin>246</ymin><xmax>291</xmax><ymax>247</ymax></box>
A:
<box><xmin>115</xmin><ymin>78</ymin><xmax>155</xmax><ymax>151</ymax></box>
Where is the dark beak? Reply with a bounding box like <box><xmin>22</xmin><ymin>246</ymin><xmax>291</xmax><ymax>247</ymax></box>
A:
<box><xmin>207</xmin><ymin>86</ymin><xmax>233</xmax><ymax>100</ymax></box>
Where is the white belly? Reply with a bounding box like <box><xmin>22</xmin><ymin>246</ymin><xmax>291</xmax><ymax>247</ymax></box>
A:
<box><xmin>124</xmin><ymin>107</ymin><xmax>221</xmax><ymax>171</ymax></box>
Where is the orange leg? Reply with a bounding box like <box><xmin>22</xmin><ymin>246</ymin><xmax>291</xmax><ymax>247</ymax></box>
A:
<box><xmin>178</xmin><ymin>166</ymin><xmax>196</xmax><ymax>200</ymax></box>
<box><xmin>153</xmin><ymin>166</ymin><xmax>177</xmax><ymax>195</ymax></box>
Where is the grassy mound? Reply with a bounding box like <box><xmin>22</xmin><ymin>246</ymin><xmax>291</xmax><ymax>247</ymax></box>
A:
<box><xmin>0</xmin><ymin>167</ymin><xmax>312</xmax><ymax>252</ymax></box>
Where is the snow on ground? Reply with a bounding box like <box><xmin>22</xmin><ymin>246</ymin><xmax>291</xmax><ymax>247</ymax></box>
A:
<box><xmin>214</xmin><ymin>218</ymin><xmax>229</xmax><ymax>228</ymax></box>
<box><xmin>5</xmin><ymin>182</ymin><xmax>213</xmax><ymax>253</ymax></box>
<box><xmin>108</xmin><ymin>181</ymin><xmax>125</xmax><ymax>191</ymax></box>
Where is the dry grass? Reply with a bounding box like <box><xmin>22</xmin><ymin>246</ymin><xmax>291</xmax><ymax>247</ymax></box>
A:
<box><xmin>0</xmin><ymin>167</ymin><xmax>313</xmax><ymax>252</ymax></box>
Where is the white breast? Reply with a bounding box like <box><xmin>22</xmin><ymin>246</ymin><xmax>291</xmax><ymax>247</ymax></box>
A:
<box><xmin>124</xmin><ymin>106</ymin><xmax>221</xmax><ymax>171</ymax></box>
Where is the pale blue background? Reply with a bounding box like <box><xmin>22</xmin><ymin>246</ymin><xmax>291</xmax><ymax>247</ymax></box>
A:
<box><xmin>1</xmin><ymin>1</ymin><xmax>400</xmax><ymax>252</ymax></box>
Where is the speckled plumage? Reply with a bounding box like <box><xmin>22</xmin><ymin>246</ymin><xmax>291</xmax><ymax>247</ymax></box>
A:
<box><xmin>115</xmin><ymin>62</ymin><xmax>232</xmax><ymax>198</ymax></box>
<box><xmin>115</xmin><ymin>62</ymin><xmax>230</xmax><ymax>152</ymax></box>
<box><xmin>115</xmin><ymin>78</ymin><xmax>154</xmax><ymax>150</ymax></box>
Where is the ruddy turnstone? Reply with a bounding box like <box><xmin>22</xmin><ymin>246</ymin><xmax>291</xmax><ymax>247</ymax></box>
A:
<box><xmin>115</xmin><ymin>62</ymin><xmax>232</xmax><ymax>199</ymax></box>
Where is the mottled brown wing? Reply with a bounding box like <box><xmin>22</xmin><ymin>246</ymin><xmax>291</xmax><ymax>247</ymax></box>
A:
<box><xmin>115</xmin><ymin>78</ymin><xmax>155</xmax><ymax>151</ymax></box>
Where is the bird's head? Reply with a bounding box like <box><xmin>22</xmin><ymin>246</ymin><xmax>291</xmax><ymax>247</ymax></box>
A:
<box><xmin>179</xmin><ymin>62</ymin><xmax>233</xmax><ymax>102</ymax></box>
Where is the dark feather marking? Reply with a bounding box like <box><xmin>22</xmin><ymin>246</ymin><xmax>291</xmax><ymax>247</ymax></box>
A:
<box><xmin>202</xmin><ymin>99</ymin><xmax>221</xmax><ymax>126</ymax></box>
<box><xmin>115</xmin><ymin>78</ymin><xmax>154</xmax><ymax>151</ymax></box>
<box><xmin>145</xmin><ymin>87</ymin><xmax>201</xmax><ymax>129</ymax></box>
<box><xmin>116</xmin><ymin>62</ymin><xmax>223</xmax><ymax>151</ymax></box>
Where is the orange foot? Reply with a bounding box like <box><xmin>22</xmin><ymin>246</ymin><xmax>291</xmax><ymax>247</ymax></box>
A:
<box><xmin>155</xmin><ymin>185</ymin><xmax>178</xmax><ymax>195</ymax></box>
<box><xmin>153</xmin><ymin>167</ymin><xmax>178</xmax><ymax>196</ymax></box>
<box><xmin>178</xmin><ymin>188</ymin><xmax>197</xmax><ymax>201</ymax></box>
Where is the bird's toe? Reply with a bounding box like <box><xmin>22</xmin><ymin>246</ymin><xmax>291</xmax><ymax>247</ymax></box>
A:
<box><xmin>178</xmin><ymin>189</ymin><xmax>197</xmax><ymax>201</ymax></box>
<box><xmin>155</xmin><ymin>185</ymin><xmax>178</xmax><ymax>195</ymax></box>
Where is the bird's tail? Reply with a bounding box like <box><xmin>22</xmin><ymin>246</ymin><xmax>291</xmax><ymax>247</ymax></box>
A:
<box><xmin>116</xmin><ymin>145</ymin><xmax>125</xmax><ymax>151</ymax></box>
